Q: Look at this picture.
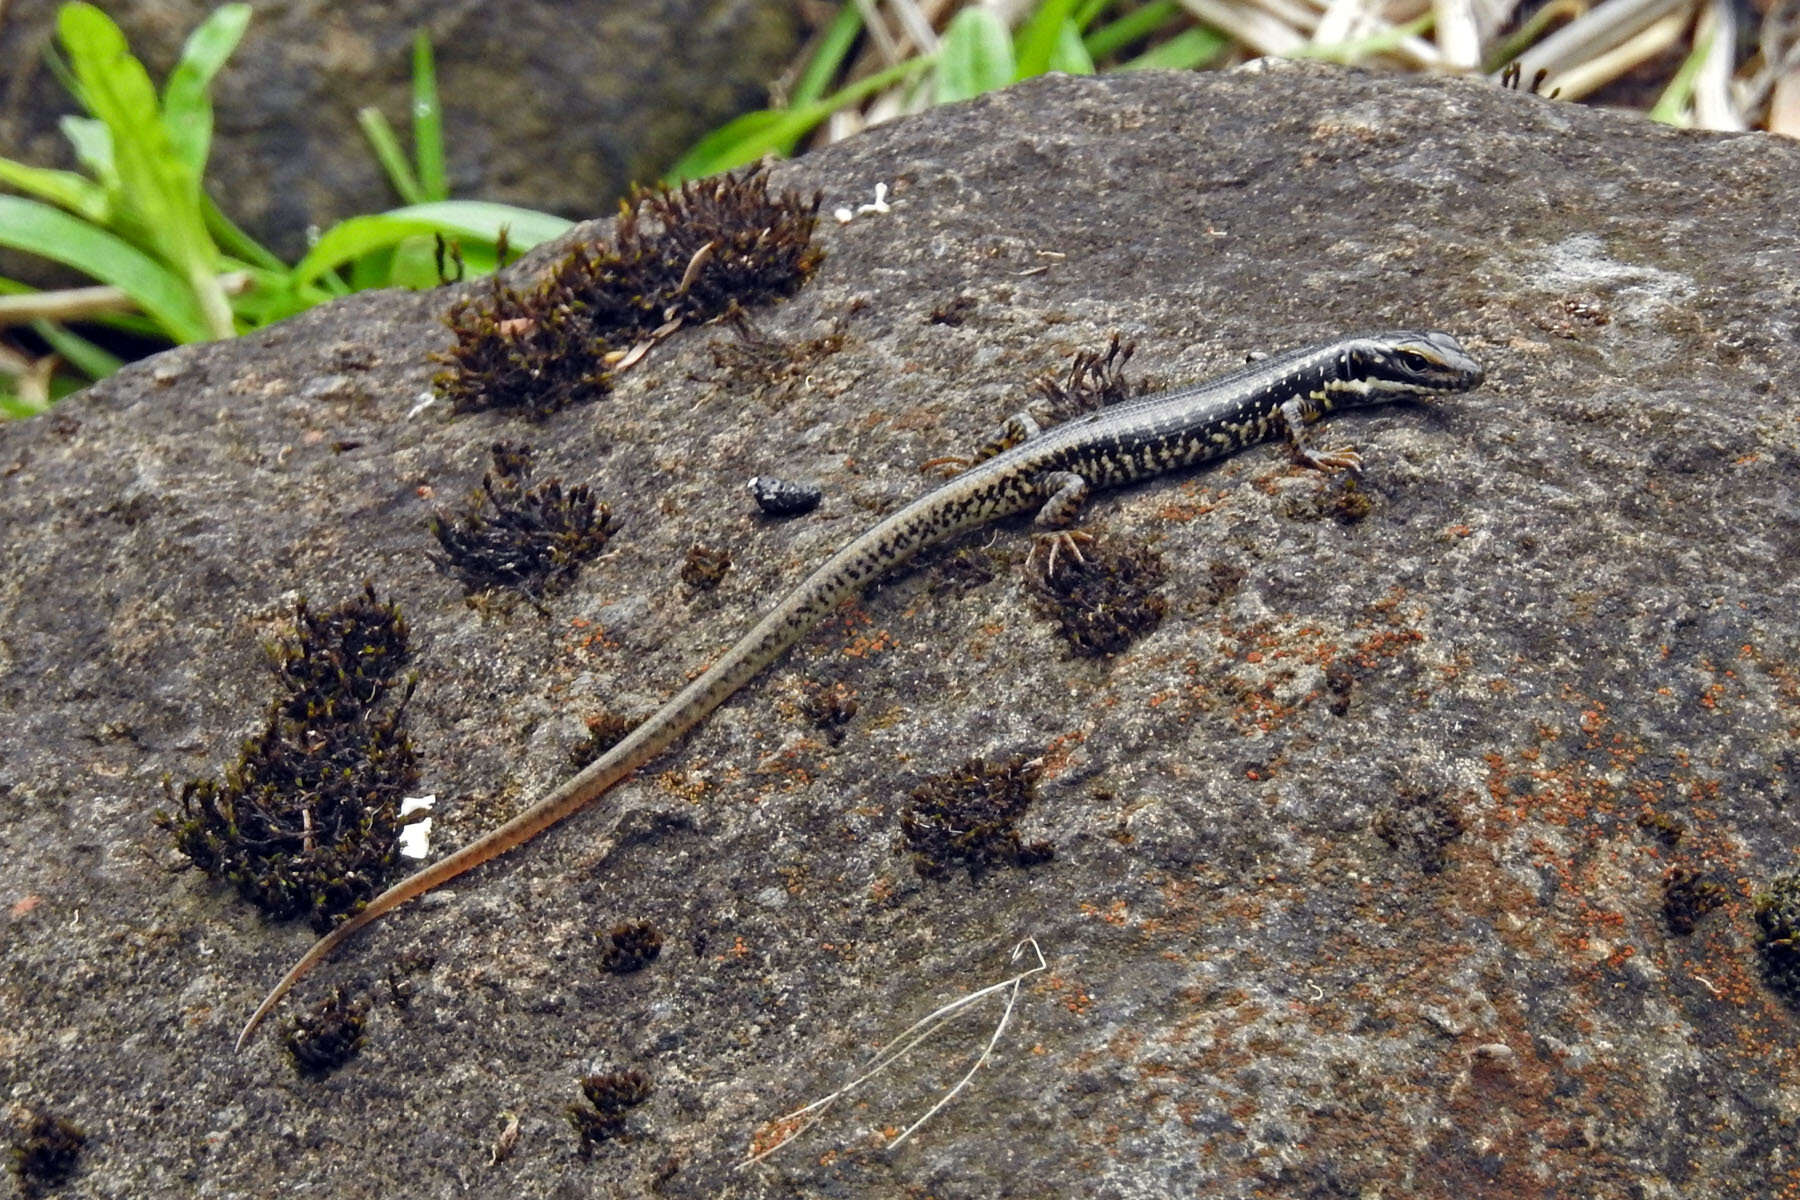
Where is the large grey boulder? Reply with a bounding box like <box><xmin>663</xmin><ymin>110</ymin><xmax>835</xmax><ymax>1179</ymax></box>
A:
<box><xmin>3</xmin><ymin>63</ymin><xmax>1798</xmax><ymax>1198</ymax></box>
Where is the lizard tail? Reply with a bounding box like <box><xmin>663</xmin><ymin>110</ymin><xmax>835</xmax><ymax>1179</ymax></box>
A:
<box><xmin>235</xmin><ymin>906</ymin><xmax>378</xmax><ymax>1051</ymax></box>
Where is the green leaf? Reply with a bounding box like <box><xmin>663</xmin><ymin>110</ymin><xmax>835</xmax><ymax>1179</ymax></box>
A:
<box><xmin>0</xmin><ymin>382</ymin><xmax>47</xmax><ymax>421</ymax></box>
<box><xmin>1073</xmin><ymin>0</ymin><xmax>1111</xmax><ymax>29</ymax></box>
<box><xmin>667</xmin><ymin>109</ymin><xmax>804</xmax><ymax>182</ymax></box>
<box><xmin>58</xmin><ymin>116</ymin><xmax>117</xmax><ymax>193</ymax></box>
<box><xmin>791</xmin><ymin>3</ymin><xmax>863</xmax><ymax>107</ymax></box>
<box><xmin>1084</xmin><ymin>0</ymin><xmax>1180</xmax><ymax>57</ymax></box>
<box><xmin>387</xmin><ymin>234</ymin><xmax>447</xmax><ymax>290</ymax></box>
<box><xmin>937</xmin><ymin>8</ymin><xmax>1015</xmax><ymax>103</ymax></box>
<box><xmin>0</xmin><ymin>156</ymin><xmax>110</xmax><ymax>222</ymax></box>
<box><xmin>228</xmin><ymin>267</ymin><xmax>325</xmax><ymax>327</ymax></box>
<box><xmin>202</xmin><ymin>191</ymin><xmax>285</xmax><ymax>272</ymax></box>
<box><xmin>1046</xmin><ymin>20</ymin><xmax>1097</xmax><ymax>73</ymax></box>
<box><xmin>665</xmin><ymin>56</ymin><xmax>929</xmax><ymax>183</ymax></box>
<box><xmin>1118</xmin><ymin>25</ymin><xmax>1228</xmax><ymax>69</ymax></box>
<box><xmin>33</xmin><ymin>318</ymin><xmax>125</xmax><ymax>380</ymax></box>
<box><xmin>58</xmin><ymin>3</ymin><xmax>230</xmax><ymax>336</ymax></box>
<box><xmin>411</xmin><ymin>32</ymin><xmax>447</xmax><ymax>202</ymax></box>
<box><xmin>0</xmin><ymin>196</ymin><xmax>211</xmax><ymax>342</ymax></box>
<box><xmin>163</xmin><ymin>4</ymin><xmax>251</xmax><ymax>179</ymax></box>
<box><xmin>291</xmin><ymin>201</ymin><xmax>574</xmax><ymax>286</ymax></box>
<box><xmin>358</xmin><ymin>106</ymin><xmax>425</xmax><ymax>204</ymax></box>
<box><xmin>1014</xmin><ymin>0</ymin><xmax>1079</xmax><ymax>77</ymax></box>
<box><xmin>1650</xmin><ymin>31</ymin><xmax>1712</xmax><ymax>124</ymax></box>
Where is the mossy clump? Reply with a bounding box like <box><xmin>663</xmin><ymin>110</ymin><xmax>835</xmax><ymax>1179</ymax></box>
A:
<box><xmin>601</xmin><ymin>921</ymin><xmax>663</xmax><ymax>974</ymax></box>
<box><xmin>158</xmin><ymin>586</ymin><xmax>418</xmax><ymax>932</ymax></box>
<box><xmin>606</xmin><ymin>169</ymin><xmax>824</xmax><ymax>329</ymax></box>
<box><xmin>1028</xmin><ymin>536</ymin><xmax>1168</xmax><ymax>658</ymax></box>
<box><xmin>1636</xmin><ymin>809</ymin><xmax>1686</xmax><ymax>846</ymax></box>
<box><xmin>8</xmin><ymin>1110</ymin><xmax>86</xmax><ymax>1197</ymax></box>
<box><xmin>433</xmin><ymin>167</ymin><xmax>822</xmax><ymax>419</ymax></box>
<box><xmin>1662</xmin><ymin>867</ymin><xmax>1728</xmax><ymax>936</ymax></box>
<box><xmin>899</xmin><ymin>755</ymin><xmax>1054</xmax><ymax>881</ymax></box>
<box><xmin>1033</xmin><ymin>334</ymin><xmax>1144</xmax><ymax>418</ymax></box>
<box><xmin>709</xmin><ymin>324</ymin><xmax>847</xmax><ymax>411</ymax></box>
<box><xmin>285</xmin><ymin>986</ymin><xmax>369</xmax><ymax>1078</ymax></box>
<box><xmin>799</xmin><ymin>681</ymin><xmax>857</xmax><ymax>744</ymax></box>
<box><xmin>568</xmin><ymin>1070</ymin><xmax>653</xmax><ymax>1151</ymax></box>
<box><xmin>570</xmin><ymin>710</ymin><xmax>636</xmax><ymax>769</ymax></box>
<box><xmin>1324</xmin><ymin>475</ymin><xmax>1373</xmax><ymax>524</ymax></box>
<box><xmin>679</xmin><ymin>544</ymin><xmax>730</xmax><ymax>592</ymax></box>
<box><xmin>1754</xmin><ymin>873</ymin><xmax>1800</xmax><ymax>1007</ymax></box>
<box><xmin>434</xmin><ymin>272</ymin><xmax>614</xmax><ymax>420</ymax></box>
<box><xmin>429</xmin><ymin>441</ymin><xmax>614</xmax><ymax>601</ymax></box>
<box><xmin>928</xmin><ymin>294</ymin><xmax>978</xmax><ymax>326</ymax></box>
<box><xmin>1373</xmin><ymin>786</ymin><xmax>1466</xmax><ymax>875</ymax></box>
<box><xmin>1280</xmin><ymin>471</ymin><xmax>1374</xmax><ymax>524</ymax></box>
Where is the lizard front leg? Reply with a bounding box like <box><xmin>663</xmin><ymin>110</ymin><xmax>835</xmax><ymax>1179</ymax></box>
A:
<box><xmin>1279</xmin><ymin>396</ymin><xmax>1363</xmax><ymax>476</ymax></box>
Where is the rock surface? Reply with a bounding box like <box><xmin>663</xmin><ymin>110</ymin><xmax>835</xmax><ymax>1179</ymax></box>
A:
<box><xmin>4</xmin><ymin>64</ymin><xmax>1800</xmax><ymax>1198</ymax></box>
<box><xmin>0</xmin><ymin>0</ymin><xmax>798</xmax><ymax>265</ymax></box>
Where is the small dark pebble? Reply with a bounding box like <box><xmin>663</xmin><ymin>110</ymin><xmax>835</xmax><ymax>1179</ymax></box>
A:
<box><xmin>749</xmin><ymin>476</ymin><xmax>822</xmax><ymax>517</ymax></box>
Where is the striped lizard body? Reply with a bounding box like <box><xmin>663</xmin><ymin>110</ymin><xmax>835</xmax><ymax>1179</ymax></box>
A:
<box><xmin>236</xmin><ymin>329</ymin><xmax>1485</xmax><ymax>1049</ymax></box>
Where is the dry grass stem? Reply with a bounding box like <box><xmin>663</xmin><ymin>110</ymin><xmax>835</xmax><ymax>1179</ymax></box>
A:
<box><xmin>739</xmin><ymin>938</ymin><xmax>1049</xmax><ymax>1167</ymax></box>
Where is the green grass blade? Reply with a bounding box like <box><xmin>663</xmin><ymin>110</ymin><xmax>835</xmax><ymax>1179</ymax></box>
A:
<box><xmin>201</xmin><ymin>191</ymin><xmax>286</xmax><ymax>271</ymax></box>
<box><xmin>292</xmin><ymin>201</ymin><xmax>574</xmax><ymax>286</ymax></box>
<box><xmin>1119</xmin><ymin>24</ymin><xmax>1228</xmax><ymax>68</ymax></box>
<box><xmin>1483</xmin><ymin>0</ymin><xmax>1582</xmax><ymax>73</ymax></box>
<box><xmin>937</xmin><ymin>8</ymin><xmax>1015</xmax><ymax>102</ymax></box>
<box><xmin>32</xmin><ymin>317</ymin><xmax>125</xmax><ymax>380</ymax></box>
<box><xmin>0</xmin><ymin>382</ymin><xmax>47</xmax><ymax>420</ymax></box>
<box><xmin>792</xmin><ymin>3</ymin><xmax>864</xmax><ymax>107</ymax></box>
<box><xmin>666</xmin><ymin>110</ymin><xmax>796</xmax><ymax>181</ymax></box>
<box><xmin>386</xmin><ymin>233</ymin><xmax>447</xmax><ymax>290</ymax></box>
<box><xmin>1047</xmin><ymin>20</ymin><xmax>1097</xmax><ymax>72</ymax></box>
<box><xmin>0</xmin><ymin>196</ymin><xmax>210</xmax><ymax>342</ymax></box>
<box><xmin>57</xmin><ymin>115</ymin><xmax>118</xmax><ymax>192</ymax></box>
<box><xmin>667</xmin><ymin>57</ymin><xmax>930</xmax><ymax>182</ymax></box>
<box><xmin>163</xmin><ymin>3</ymin><xmax>251</xmax><ymax>178</ymax></box>
<box><xmin>228</xmin><ymin>265</ymin><xmax>328</xmax><ymax>327</ymax></box>
<box><xmin>1014</xmin><ymin>0</ymin><xmax>1079</xmax><ymax>77</ymax></box>
<box><xmin>1073</xmin><ymin>0</ymin><xmax>1115</xmax><ymax>29</ymax></box>
<box><xmin>1085</xmin><ymin>0</ymin><xmax>1181</xmax><ymax>58</ymax></box>
<box><xmin>1650</xmin><ymin>31</ymin><xmax>1712</xmax><ymax>124</ymax></box>
<box><xmin>0</xmin><ymin>156</ymin><xmax>110</xmax><ymax>222</ymax></box>
<box><xmin>357</xmin><ymin>106</ymin><xmax>426</xmax><ymax>204</ymax></box>
<box><xmin>411</xmin><ymin>32</ymin><xmax>447</xmax><ymax>202</ymax></box>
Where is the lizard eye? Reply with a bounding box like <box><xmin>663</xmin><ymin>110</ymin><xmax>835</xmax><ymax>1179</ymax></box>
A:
<box><xmin>1396</xmin><ymin>349</ymin><xmax>1433</xmax><ymax>372</ymax></box>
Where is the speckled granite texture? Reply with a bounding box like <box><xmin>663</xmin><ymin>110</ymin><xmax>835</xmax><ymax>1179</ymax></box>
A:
<box><xmin>3</xmin><ymin>63</ymin><xmax>1799</xmax><ymax>1199</ymax></box>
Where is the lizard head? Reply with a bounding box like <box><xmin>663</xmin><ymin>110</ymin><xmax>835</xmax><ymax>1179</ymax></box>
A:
<box><xmin>1353</xmin><ymin>331</ymin><xmax>1486</xmax><ymax>400</ymax></box>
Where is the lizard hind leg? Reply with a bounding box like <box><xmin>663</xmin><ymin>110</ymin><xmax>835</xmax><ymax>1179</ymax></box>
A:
<box><xmin>920</xmin><ymin>410</ymin><xmax>1045</xmax><ymax>478</ymax></box>
<box><xmin>973</xmin><ymin>410</ymin><xmax>1045</xmax><ymax>463</ymax></box>
<box><xmin>1027</xmin><ymin>470</ymin><xmax>1095</xmax><ymax>578</ymax></box>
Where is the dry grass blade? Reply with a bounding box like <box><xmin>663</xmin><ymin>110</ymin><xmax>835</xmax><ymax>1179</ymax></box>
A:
<box><xmin>1435</xmin><ymin>0</ymin><xmax>1486</xmax><ymax>67</ymax></box>
<box><xmin>1546</xmin><ymin>8</ymin><xmax>1690</xmax><ymax>100</ymax></box>
<box><xmin>0</xmin><ymin>272</ymin><xmax>251</xmax><ymax>329</ymax></box>
<box><xmin>739</xmin><ymin>937</ymin><xmax>1050</xmax><ymax>1167</ymax></box>
<box><xmin>1178</xmin><ymin>0</ymin><xmax>1307</xmax><ymax>54</ymax></box>
<box><xmin>1692</xmin><ymin>0</ymin><xmax>1746</xmax><ymax>130</ymax></box>
<box><xmin>1773</xmin><ymin>70</ymin><xmax>1800</xmax><ymax>135</ymax></box>
<box><xmin>1506</xmin><ymin>0</ymin><xmax>1692</xmax><ymax>84</ymax></box>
